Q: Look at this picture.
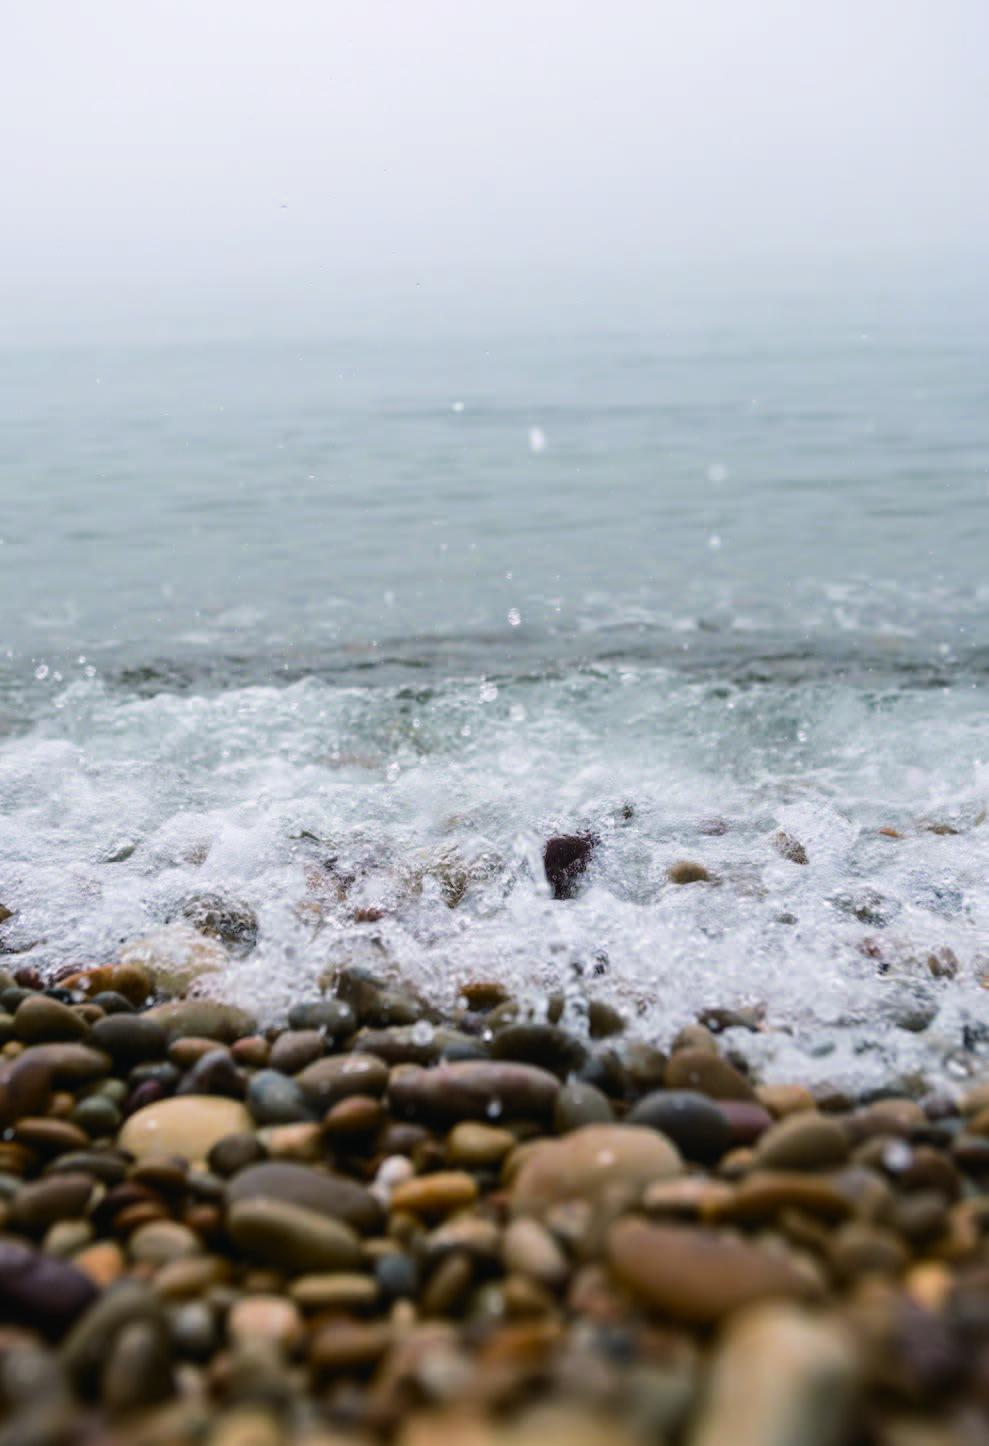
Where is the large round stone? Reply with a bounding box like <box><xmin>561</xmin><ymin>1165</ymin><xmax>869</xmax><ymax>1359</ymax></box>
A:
<box><xmin>119</xmin><ymin>1095</ymin><xmax>254</xmax><ymax>1164</ymax></box>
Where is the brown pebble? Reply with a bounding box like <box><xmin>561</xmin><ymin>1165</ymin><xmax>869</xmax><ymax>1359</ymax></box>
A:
<box><xmin>12</xmin><ymin>1117</ymin><xmax>91</xmax><ymax>1154</ymax></box>
<box><xmin>608</xmin><ymin>1218</ymin><xmax>818</xmax><ymax>1324</ymax></box>
<box><xmin>322</xmin><ymin>1094</ymin><xmax>384</xmax><ymax>1138</ymax></box>
<box><xmin>667</xmin><ymin>860</ymin><xmax>712</xmax><ymax>885</ymax></box>
<box><xmin>309</xmin><ymin>1321</ymin><xmax>392</xmax><ymax>1372</ymax></box>
<box><xmin>757</xmin><ymin>1083</ymin><xmax>817</xmax><ymax>1118</ymax></box>
<box><xmin>830</xmin><ymin>1222</ymin><xmax>909</xmax><ymax>1280</ymax></box>
<box><xmin>390</xmin><ymin>1171</ymin><xmax>479</xmax><ymax>1220</ymax></box>
<box><xmin>289</xmin><ymin>1273</ymin><xmax>379</xmax><ymax>1312</ymax></box>
<box><xmin>665</xmin><ymin>1048</ymin><xmax>756</xmax><ymax>1102</ymax></box>
<box><xmin>7</xmin><ymin>1173</ymin><xmax>94</xmax><ymax>1233</ymax></box>
<box><xmin>154</xmin><ymin>1254</ymin><xmax>232</xmax><ymax>1299</ymax></box>
<box><xmin>13</xmin><ymin>995</ymin><xmax>89</xmax><ymax>1044</ymax></box>
<box><xmin>258</xmin><ymin>1123</ymin><xmax>323</xmax><ymax>1162</ymax></box>
<box><xmin>753</xmin><ymin>1112</ymin><xmax>850</xmax><ymax>1171</ymax></box>
<box><xmin>705</xmin><ymin>1172</ymin><xmax>857</xmax><ymax>1225</ymax></box>
<box><xmin>446</xmin><ymin>1121</ymin><xmax>516</xmax><ymax>1168</ymax></box>
<box><xmin>421</xmin><ymin>1250</ymin><xmax>474</xmax><ymax>1316</ymax></box>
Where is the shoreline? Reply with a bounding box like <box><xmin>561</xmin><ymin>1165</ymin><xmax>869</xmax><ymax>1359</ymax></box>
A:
<box><xmin>0</xmin><ymin>957</ymin><xmax>988</xmax><ymax>1444</ymax></box>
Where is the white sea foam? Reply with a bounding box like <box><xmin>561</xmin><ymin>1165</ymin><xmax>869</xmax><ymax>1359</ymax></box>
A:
<box><xmin>1</xmin><ymin>661</ymin><xmax>986</xmax><ymax>1095</ymax></box>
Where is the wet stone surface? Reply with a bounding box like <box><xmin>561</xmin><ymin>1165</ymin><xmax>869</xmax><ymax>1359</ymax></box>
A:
<box><xmin>0</xmin><ymin>960</ymin><xmax>984</xmax><ymax>1443</ymax></box>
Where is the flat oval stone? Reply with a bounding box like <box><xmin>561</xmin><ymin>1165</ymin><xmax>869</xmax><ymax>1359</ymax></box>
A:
<box><xmin>511</xmin><ymin>1124</ymin><xmax>682</xmax><ymax>1215</ymax></box>
<box><xmin>753</xmin><ymin>1112</ymin><xmax>849</xmax><ymax>1171</ymax></box>
<box><xmin>143</xmin><ymin>1001</ymin><xmax>257</xmax><ymax>1044</ymax></box>
<box><xmin>628</xmin><ymin>1090</ymin><xmax>732</xmax><ymax>1164</ymax></box>
<box><xmin>664</xmin><ymin>1049</ymin><xmax>756</xmax><ymax>1102</ymax></box>
<box><xmin>268</xmin><ymin>1030</ymin><xmax>325</xmax><ymax>1074</ymax></box>
<box><xmin>389</xmin><ymin>1060</ymin><xmax>560</xmax><ymax>1123</ymax></box>
<box><xmin>607</xmin><ymin>1218</ymin><xmax>817</xmax><ymax>1324</ymax></box>
<box><xmin>14</xmin><ymin>995</ymin><xmax>89</xmax><ymax>1043</ymax></box>
<box><xmin>7</xmin><ymin>1173</ymin><xmax>94</xmax><ymax>1233</ymax></box>
<box><xmin>226</xmin><ymin>1198</ymin><xmax>362</xmax><ymax>1272</ymax></box>
<box><xmin>490</xmin><ymin>1024</ymin><xmax>588</xmax><ymax>1077</ymax></box>
<box><xmin>446</xmin><ymin>1122</ymin><xmax>516</xmax><ymax>1167</ymax></box>
<box><xmin>390</xmin><ymin>1171</ymin><xmax>479</xmax><ymax>1219</ymax></box>
<box><xmin>705</xmin><ymin>1172</ymin><xmax>856</xmax><ymax>1225</ymax></box>
<box><xmin>295</xmin><ymin>1053</ymin><xmax>389</xmax><ymax>1109</ymax></box>
<box><xmin>290</xmin><ymin>1272</ymin><xmax>379</xmax><ymax>1311</ymax></box>
<box><xmin>89</xmin><ymin>1015</ymin><xmax>167</xmax><ymax>1067</ymax></box>
<box><xmin>119</xmin><ymin>1096</ymin><xmax>254</xmax><ymax>1165</ymax></box>
<box><xmin>226</xmin><ymin>1161</ymin><xmax>382</xmax><ymax>1233</ymax></box>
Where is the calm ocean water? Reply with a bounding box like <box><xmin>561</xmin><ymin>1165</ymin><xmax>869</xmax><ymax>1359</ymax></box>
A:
<box><xmin>2</xmin><ymin>299</ymin><xmax>988</xmax><ymax>1089</ymax></box>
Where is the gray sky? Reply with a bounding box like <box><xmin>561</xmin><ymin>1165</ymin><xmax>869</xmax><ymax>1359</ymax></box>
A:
<box><xmin>3</xmin><ymin>1</ymin><xmax>988</xmax><ymax>338</ymax></box>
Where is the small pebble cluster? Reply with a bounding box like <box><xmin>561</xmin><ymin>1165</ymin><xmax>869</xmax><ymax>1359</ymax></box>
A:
<box><xmin>0</xmin><ymin>959</ymin><xmax>988</xmax><ymax>1445</ymax></box>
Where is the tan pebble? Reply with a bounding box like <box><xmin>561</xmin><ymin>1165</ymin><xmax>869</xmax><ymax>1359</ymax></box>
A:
<box><xmin>513</xmin><ymin>1404</ymin><xmax>647</xmax><ymax>1446</ymax></box>
<box><xmin>74</xmin><ymin>1241</ymin><xmax>126</xmax><ymax>1287</ymax></box>
<box><xmin>208</xmin><ymin>1407</ymin><xmax>286</xmax><ymax>1446</ymax></box>
<box><xmin>905</xmin><ymin>1262</ymin><xmax>953</xmax><ymax>1312</ymax></box>
<box><xmin>44</xmin><ymin>1219</ymin><xmax>94</xmax><ymax>1256</ymax></box>
<box><xmin>227</xmin><ymin>1295</ymin><xmax>304</xmax><ymax>1353</ymax></box>
<box><xmin>446</xmin><ymin>1122</ymin><xmax>515</xmax><ymax>1167</ymax></box>
<box><xmin>309</xmin><ymin>1321</ymin><xmax>392</xmax><ymax>1372</ymax></box>
<box><xmin>669</xmin><ymin>1023</ymin><xmax>719</xmax><ymax>1055</ymax></box>
<box><xmin>390</xmin><ymin>1171</ymin><xmax>479</xmax><ymax>1219</ymax></box>
<box><xmin>459</xmin><ymin>980</ymin><xmax>511</xmax><ymax>1010</ymax></box>
<box><xmin>130</xmin><ymin>1219</ymin><xmax>203</xmax><ymax>1265</ymax></box>
<box><xmin>154</xmin><ymin>1254</ymin><xmax>232</xmax><ymax>1299</ymax></box>
<box><xmin>607</xmin><ymin>1218</ymin><xmax>818</xmax><ymax>1324</ymax></box>
<box><xmin>427</xmin><ymin>1215</ymin><xmax>501</xmax><ymax>1261</ymax></box>
<box><xmin>502</xmin><ymin>1218</ymin><xmax>568</xmax><ymax>1287</ymax></box>
<box><xmin>756</xmin><ymin>1083</ymin><xmax>817</xmax><ymax>1117</ymax></box>
<box><xmin>511</xmin><ymin>1124</ymin><xmax>682</xmax><ymax>1217</ymax></box>
<box><xmin>257</xmin><ymin>1123</ymin><xmax>323</xmax><ymax>1162</ymax></box>
<box><xmin>289</xmin><ymin>1273</ymin><xmax>378</xmax><ymax>1312</ymax></box>
<box><xmin>690</xmin><ymin>1303</ymin><xmax>858</xmax><ymax>1446</ymax></box>
<box><xmin>643</xmin><ymin>1177</ymin><xmax>735</xmax><ymax>1218</ymax></box>
<box><xmin>119</xmin><ymin>1095</ymin><xmax>254</xmax><ymax>1165</ymax></box>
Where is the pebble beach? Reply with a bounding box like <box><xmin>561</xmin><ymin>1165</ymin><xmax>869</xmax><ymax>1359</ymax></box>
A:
<box><xmin>1</xmin><ymin>906</ymin><xmax>988</xmax><ymax>1446</ymax></box>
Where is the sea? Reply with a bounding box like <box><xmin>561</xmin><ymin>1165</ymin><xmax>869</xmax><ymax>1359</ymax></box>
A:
<box><xmin>2</xmin><ymin>288</ymin><xmax>988</xmax><ymax>1094</ymax></box>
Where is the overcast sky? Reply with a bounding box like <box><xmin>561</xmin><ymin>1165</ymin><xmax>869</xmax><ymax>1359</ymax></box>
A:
<box><xmin>3</xmin><ymin>1</ymin><xmax>988</xmax><ymax>338</ymax></box>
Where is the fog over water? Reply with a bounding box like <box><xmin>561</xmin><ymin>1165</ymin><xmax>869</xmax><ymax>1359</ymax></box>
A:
<box><xmin>1</xmin><ymin>3</ymin><xmax>988</xmax><ymax>1092</ymax></box>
